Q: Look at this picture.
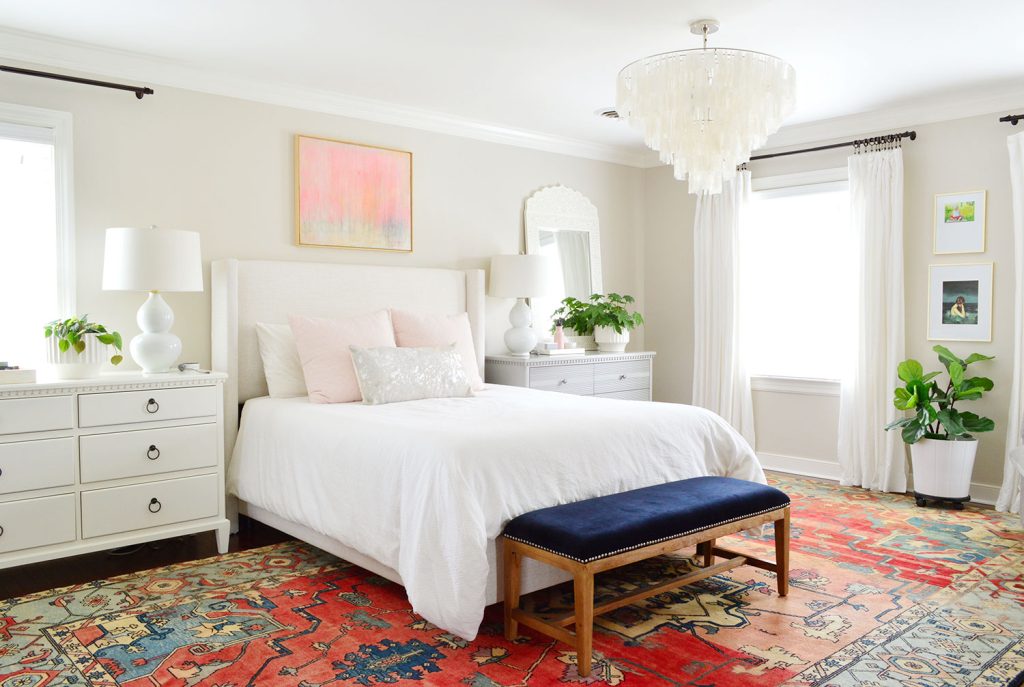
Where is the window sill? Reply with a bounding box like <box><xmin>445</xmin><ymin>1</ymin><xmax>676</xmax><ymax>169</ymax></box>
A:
<box><xmin>750</xmin><ymin>376</ymin><xmax>840</xmax><ymax>397</ymax></box>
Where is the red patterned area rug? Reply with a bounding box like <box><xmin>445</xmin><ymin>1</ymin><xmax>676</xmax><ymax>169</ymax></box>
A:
<box><xmin>2</xmin><ymin>475</ymin><xmax>1022</xmax><ymax>686</ymax></box>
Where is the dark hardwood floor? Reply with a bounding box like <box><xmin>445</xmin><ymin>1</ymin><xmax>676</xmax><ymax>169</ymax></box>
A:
<box><xmin>0</xmin><ymin>516</ymin><xmax>292</xmax><ymax>599</ymax></box>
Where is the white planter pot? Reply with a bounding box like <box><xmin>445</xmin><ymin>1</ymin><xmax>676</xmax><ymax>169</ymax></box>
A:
<box><xmin>594</xmin><ymin>326</ymin><xmax>630</xmax><ymax>353</ymax></box>
<box><xmin>566</xmin><ymin>332</ymin><xmax>597</xmax><ymax>352</ymax></box>
<box><xmin>909</xmin><ymin>437</ymin><xmax>977</xmax><ymax>505</ymax></box>
<box><xmin>46</xmin><ymin>333</ymin><xmax>111</xmax><ymax>380</ymax></box>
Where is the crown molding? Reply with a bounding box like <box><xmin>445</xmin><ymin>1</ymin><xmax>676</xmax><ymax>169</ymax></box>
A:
<box><xmin>0</xmin><ymin>26</ymin><xmax>649</xmax><ymax>168</ymax></box>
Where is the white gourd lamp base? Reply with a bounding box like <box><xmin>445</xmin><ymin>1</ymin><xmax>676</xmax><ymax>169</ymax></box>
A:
<box><xmin>504</xmin><ymin>298</ymin><xmax>537</xmax><ymax>357</ymax></box>
<box><xmin>130</xmin><ymin>291</ymin><xmax>182</xmax><ymax>374</ymax></box>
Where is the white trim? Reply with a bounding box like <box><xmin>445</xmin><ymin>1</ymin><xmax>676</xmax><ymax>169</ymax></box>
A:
<box><xmin>751</xmin><ymin>376</ymin><xmax>840</xmax><ymax>397</ymax></box>
<box><xmin>751</xmin><ymin>167</ymin><xmax>848</xmax><ymax>193</ymax></box>
<box><xmin>0</xmin><ymin>27</ymin><xmax>646</xmax><ymax>168</ymax></box>
<box><xmin>759</xmin><ymin>452</ymin><xmax>842</xmax><ymax>481</ymax></box>
<box><xmin>0</xmin><ymin>101</ymin><xmax>75</xmax><ymax>317</ymax></box>
<box><xmin>762</xmin><ymin>87</ymin><xmax>1024</xmax><ymax>152</ymax></box>
<box><xmin>762</xmin><ymin>451</ymin><xmax>1003</xmax><ymax>506</ymax></box>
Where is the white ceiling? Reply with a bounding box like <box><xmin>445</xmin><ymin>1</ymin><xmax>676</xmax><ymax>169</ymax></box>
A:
<box><xmin>0</xmin><ymin>0</ymin><xmax>1022</xmax><ymax>162</ymax></box>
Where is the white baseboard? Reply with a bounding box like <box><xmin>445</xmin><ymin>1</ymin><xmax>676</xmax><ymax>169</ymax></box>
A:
<box><xmin>757</xmin><ymin>451</ymin><xmax>1001</xmax><ymax>506</ymax></box>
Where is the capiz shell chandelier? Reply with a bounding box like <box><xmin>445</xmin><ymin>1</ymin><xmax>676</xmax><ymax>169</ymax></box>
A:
<box><xmin>616</xmin><ymin>20</ymin><xmax>795</xmax><ymax>195</ymax></box>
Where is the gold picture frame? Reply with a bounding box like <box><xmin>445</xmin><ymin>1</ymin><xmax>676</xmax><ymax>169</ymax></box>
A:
<box><xmin>927</xmin><ymin>262</ymin><xmax>993</xmax><ymax>342</ymax></box>
<box><xmin>933</xmin><ymin>190</ymin><xmax>986</xmax><ymax>255</ymax></box>
<box><xmin>294</xmin><ymin>134</ymin><xmax>413</xmax><ymax>252</ymax></box>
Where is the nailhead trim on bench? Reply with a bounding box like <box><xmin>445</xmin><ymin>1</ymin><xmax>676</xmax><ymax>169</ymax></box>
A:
<box><xmin>502</xmin><ymin>500</ymin><xmax>790</xmax><ymax>564</ymax></box>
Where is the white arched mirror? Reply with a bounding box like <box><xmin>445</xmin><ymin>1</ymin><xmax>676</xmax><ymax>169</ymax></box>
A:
<box><xmin>525</xmin><ymin>185</ymin><xmax>602</xmax><ymax>337</ymax></box>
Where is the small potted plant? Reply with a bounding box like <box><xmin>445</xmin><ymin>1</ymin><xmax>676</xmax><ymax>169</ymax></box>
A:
<box><xmin>44</xmin><ymin>315</ymin><xmax>124</xmax><ymax>380</ymax></box>
<box><xmin>550</xmin><ymin>296</ymin><xmax>599</xmax><ymax>350</ymax></box>
<box><xmin>590</xmin><ymin>293</ymin><xmax>644</xmax><ymax>352</ymax></box>
<box><xmin>885</xmin><ymin>345</ymin><xmax>994</xmax><ymax>508</ymax></box>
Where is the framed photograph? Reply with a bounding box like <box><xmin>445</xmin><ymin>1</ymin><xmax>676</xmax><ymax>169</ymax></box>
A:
<box><xmin>928</xmin><ymin>263</ymin><xmax>993</xmax><ymax>342</ymax></box>
<box><xmin>295</xmin><ymin>134</ymin><xmax>412</xmax><ymax>252</ymax></box>
<box><xmin>933</xmin><ymin>190</ymin><xmax>986</xmax><ymax>254</ymax></box>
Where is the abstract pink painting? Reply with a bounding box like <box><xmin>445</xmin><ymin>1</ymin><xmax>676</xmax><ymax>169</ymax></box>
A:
<box><xmin>295</xmin><ymin>135</ymin><xmax>412</xmax><ymax>251</ymax></box>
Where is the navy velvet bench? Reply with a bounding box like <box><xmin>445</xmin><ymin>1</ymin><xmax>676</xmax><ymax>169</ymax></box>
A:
<box><xmin>501</xmin><ymin>476</ymin><xmax>791</xmax><ymax>677</ymax></box>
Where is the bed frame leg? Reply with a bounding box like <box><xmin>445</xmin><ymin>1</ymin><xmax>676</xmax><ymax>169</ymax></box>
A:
<box><xmin>503</xmin><ymin>538</ymin><xmax>521</xmax><ymax>640</ymax></box>
<box><xmin>574</xmin><ymin>571</ymin><xmax>594</xmax><ymax>677</ymax></box>
<box><xmin>775</xmin><ymin>509</ymin><xmax>790</xmax><ymax>597</ymax></box>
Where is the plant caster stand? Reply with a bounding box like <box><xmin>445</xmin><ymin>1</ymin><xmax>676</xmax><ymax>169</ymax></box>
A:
<box><xmin>914</xmin><ymin>491</ymin><xmax>969</xmax><ymax>510</ymax></box>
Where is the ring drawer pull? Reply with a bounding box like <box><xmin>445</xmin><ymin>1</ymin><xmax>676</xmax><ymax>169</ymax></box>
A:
<box><xmin>558</xmin><ymin>379</ymin><xmax>568</xmax><ymax>386</ymax></box>
<box><xmin>147</xmin><ymin>445</ymin><xmax>161</xmax><ymax>460</ymax></box>
<box><xmin>0</xmin><ymin>467</ymin><xmax>3</xmax><ymax>478</ymax></box>
<box><xmin>148</xmin><ymin>498</ymin><xmax>162</xmax><ymax>513</ymax></box>
<box><xmin>146</xmin><ymin>398</ymin><xmax>160</xmax><ymax>414</ymax></box>
<box><xmin>0</xmin><ymin>524</ymin><xmax>4</xmax><ymax>537</ymax></box>
<box><xmin>619</xmin><ymin>374</ymin><xmax>627</xmax><ymax>380</ymax></box>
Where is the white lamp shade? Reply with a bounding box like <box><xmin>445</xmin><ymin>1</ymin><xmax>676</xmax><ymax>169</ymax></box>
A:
<box><xmin>489</xmin><ymin>254</ymin><xmax>557</xmax><ymax>298</ymax></box>
<box><xmin>102</xmin><ymin>227</ymin><xmax>204</xmax><ymax>292</ymax></box>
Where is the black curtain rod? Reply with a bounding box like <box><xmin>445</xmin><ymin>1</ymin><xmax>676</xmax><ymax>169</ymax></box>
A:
<box><xmin>1000</xmin><ymin>114</ymin><xmax>1023</xmax><ymax>126</ymax></box>
<box><xmin>0</xmin><ymin>65</ymin><xmax>153</xmax><ymax>99</ymax></box>
<box><xmin>748</xmin><ymin>130</ymin><xmax>917</xmax><ymax>162</ymax></box>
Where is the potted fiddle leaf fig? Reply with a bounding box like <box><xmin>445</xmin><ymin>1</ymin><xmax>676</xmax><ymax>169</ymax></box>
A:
<box><xmin>44</xmin><ymin>315</ymin><xmax>124</xmax><ymax>380</ymax></box>
<box><xmin>885</xmin><ymin>344</ymin><xmax>994</xmax><ymax>508</ymax></box>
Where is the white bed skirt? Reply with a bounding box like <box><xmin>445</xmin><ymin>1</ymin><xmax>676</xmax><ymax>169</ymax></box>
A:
<box><xmin>239</xmin><ymin>501</ymin><xmax>571</xmax><ymax>606</ymax></box>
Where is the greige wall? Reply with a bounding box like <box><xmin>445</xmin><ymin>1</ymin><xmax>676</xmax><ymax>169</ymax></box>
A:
<box><xmin>644</xmin><ymin>112</ymin><xmax>1016</xmax><ymax>495</ymax></box>
<box><xmin>1</xmin><ymin>69</ymin><xmax>645</xmax><ymax>367</ymax></box>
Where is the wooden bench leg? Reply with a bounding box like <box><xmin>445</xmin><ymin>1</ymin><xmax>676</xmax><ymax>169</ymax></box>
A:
<box><xmin>774</xmin><ymin>509</ymin><xmax>790</xmax><ymax>597</ymax></box>
<box><xmin>503</xmin><ymin>538</ymin><xmax>521</xmax><ymax>640</ymax></box>
<box><xmin>574</xmin><ymin>570</ymin><xmax>595</xmax><ymax>677</ymax></box>
<box><xmin>703</xmin><ymin>538</ymin><xmax>716</xmax><ymax>567</ymax></box>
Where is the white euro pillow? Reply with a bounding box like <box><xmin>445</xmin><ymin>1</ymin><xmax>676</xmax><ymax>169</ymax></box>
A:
<box><xmin>350</xmin><ymin>345</ymin><xmax>472</xmax><ymax>405</ymax></box>
<box><xmin>255</xmin><ymin>322</ymin><xmax>308</xmax><ymax>398</ymax></box>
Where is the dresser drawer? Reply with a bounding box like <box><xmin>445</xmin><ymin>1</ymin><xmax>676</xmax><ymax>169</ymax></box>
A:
<box><xmin>81</xmin><ymin>474</ymin><xmax>219</xmax><ymax>539</ymax></box>
<box><xmin>0</xmin><ymin>438</ymin><xmax>75</xmax><ymax>494</ymax></box>
<box><xmin>595</xmin><ymin>388</ymin><xmax>651</xmax><ymax>402</ymax></box>
<box><xmin>0</xmin><ymin>493</ymin><xmax>76</xmax><ymax>554</ymax></box>
<box><xmin>79</xmin><ymin>386</ymin><xmax>218</xmax><ymax>428</ymax></box>
<box><xmin>80</xmin><ymin>423</ymin><xmax>218</xmax><ymax>483</ymax></box>
<box><xmin>594</xmin><ymin>360</ymin><xmax>651</xmax><ymax>394</ymax></box>
<box><xmin>529</xmin><ymin>364</ymin><xmax>594</xmax><ymax>395</ymax></box>
<box><xmin>0</xmin><ymin>396</ymin><xmax>74</xmax><ymax>435</ymax></box>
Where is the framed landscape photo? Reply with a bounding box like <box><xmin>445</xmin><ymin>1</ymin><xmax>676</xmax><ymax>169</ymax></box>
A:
<box><xmin>928</xmin><ymin>263</ymin><xmax>993</xmax><ymax>342</ymax></box>
<box><xmin>933</xmin><ymin>190</ymin><xmax>986</xmax><ymax>254</ymax></box>
<box><xmin>295</xmin><ymin>134</ymin><xmax>413</xmax><ymax>252</ymax></box>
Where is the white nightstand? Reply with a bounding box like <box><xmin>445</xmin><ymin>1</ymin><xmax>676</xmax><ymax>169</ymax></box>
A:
<box><xmin>0</xmin><ymin>371</ymin><xmax>230</xmax><ymax>570</ymax></box>
<box><xmin>485</xmin><ymin>351</ymin><xmax>656</xmax><ymax>401</ymax></box>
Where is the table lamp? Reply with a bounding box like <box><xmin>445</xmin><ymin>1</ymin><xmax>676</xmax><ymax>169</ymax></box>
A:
<box><xmin>102</xmin><ymin>227</ymin><xmax>203</xmax><ymax>374</ymax></box>
<box><xmin>489</xmin><ymin>254</ymin><xmax>556</xmax><ymax>357</ymax></box>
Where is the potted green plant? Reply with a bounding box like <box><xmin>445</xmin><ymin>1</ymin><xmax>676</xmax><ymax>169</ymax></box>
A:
<box><xmin>44</xmin><ymin>315</ymin><xmax>124</xmax><ymax>380</ymax></box>
<box><xmin>885</xmin><ymin>344</ymin><xmax>994</xmax><ymax>508</ymax></box>
<box><xmin>550</xmin><ymin>296</ymin><xmax>599</xmax><ymax>350</ymax></box>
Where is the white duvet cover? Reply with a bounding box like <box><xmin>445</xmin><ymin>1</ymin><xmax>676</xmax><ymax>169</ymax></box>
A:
<box><xmin>227</xmin><ymin>384</ymin><xmax>763</xmax><ymax>640</ymax></box>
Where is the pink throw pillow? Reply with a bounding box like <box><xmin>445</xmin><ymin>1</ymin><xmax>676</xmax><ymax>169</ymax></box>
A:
<box><xmin>289</xmin><ymin>311</ymin><xmax>396</xmax><ymax>403</ymax></box>
<box><xmin>390</xmin><ymin>309</ymin><xmax>484</xmax><ymax>390</ymax></box>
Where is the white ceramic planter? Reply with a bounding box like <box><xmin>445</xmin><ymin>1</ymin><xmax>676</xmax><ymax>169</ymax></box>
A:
<box><xmin>910</xmin><ymin>437</ymin><xmax>977</xmax><ymax>505</ymax></box>
<box><xmin>566</xmin><ymin>331</ymin><xmax>597</xmax><ymax>352</ymax></box>
<box><xmin>594</xmin><ymin>326</ymin><xmax>630</xmax><ymax>353</ymax></box>
<box><xmin>46</xmin><ymin>333</ymin><xmax>111</xmax><ymax>380</ymax></box>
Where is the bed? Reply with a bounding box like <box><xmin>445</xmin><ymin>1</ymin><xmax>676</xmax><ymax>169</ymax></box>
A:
<box><xmin>212</xmin><ymin>258</ymin><xmax>764</xmax><ymax>640</ymax></box>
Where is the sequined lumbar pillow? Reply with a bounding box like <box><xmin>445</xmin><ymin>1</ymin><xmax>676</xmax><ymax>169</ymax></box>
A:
<box><xmin>349</xmin><ymin>345</ymin><xmax>472</xmax><ymax>405</ymax></box>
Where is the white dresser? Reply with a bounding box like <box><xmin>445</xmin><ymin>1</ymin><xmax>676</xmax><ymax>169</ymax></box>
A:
<box><xmin>0</xmin><ymin>371</ymin><xmax>230</xmax><ymax>570</ymax></box>
<box><xmin>485</xmin><ymin>351</ymin><xmax>656</xmax><ymax>401</ymax></box>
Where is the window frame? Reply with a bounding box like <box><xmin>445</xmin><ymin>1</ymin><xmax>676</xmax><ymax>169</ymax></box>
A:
<box><xmin>0</xmin><ymin>101</ymin><xmax>75</xmax><ymax>317</ymax></box>
<box><xmin>745</xmin><ymin>167</ymin><xmax>849</xmax><ymax>393</ymax></box>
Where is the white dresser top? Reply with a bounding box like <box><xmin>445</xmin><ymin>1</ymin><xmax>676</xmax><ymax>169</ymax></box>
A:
<box><xmin>0</xmin><ymin>370</ymin><xmax>226</xmax><ymax>397</ymax></box>
<box><xmin>486</xmin><ymin>351</ymin><xmax>655</xmax><ymax>365</ymax></box>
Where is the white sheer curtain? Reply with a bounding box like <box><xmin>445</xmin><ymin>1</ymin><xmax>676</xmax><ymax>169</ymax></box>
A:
<box><xmin>997</xmin><ymin>132</ymin><xmax>1024</xmax><ymax>513</ymax></box>
<box><xmin>838</xmin><ymin>147</ymin><xmax>906</xmax><ymax>492</ymax></box>
<box><xmin>692</xmin><ymin>170</ymin><xmax>756</xmax><ymax>446</ymax></box>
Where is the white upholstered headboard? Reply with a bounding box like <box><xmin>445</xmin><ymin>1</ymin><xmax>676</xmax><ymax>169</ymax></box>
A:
<box><xmin>211</xmin><ymin>258</ymin><xmax>486</xmax><ymax>454</ymax></box>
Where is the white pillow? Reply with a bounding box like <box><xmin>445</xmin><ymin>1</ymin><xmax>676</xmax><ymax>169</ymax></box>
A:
<box><xmin>255</xmin><ymin>322</ymin><xmax>308</xmax><ymax>398</ymax></box>
<box><xmin>350</xmin><ymin>345</ymin><xmax>472</xmax><ymax>405</ymax></box>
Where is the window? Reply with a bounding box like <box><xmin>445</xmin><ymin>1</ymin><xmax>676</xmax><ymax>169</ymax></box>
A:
<box><xmin>739</xmin><ymin>172</ymin><xmax>853</xmax><ymax>380</ymax></box>
<box><xmin>0</xmin><ymin>105</ymin><xmax>74</xmax><ymax>369</ymax></box>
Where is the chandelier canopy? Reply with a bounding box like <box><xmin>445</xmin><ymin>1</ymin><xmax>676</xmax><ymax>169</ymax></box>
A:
<box><xmin>616</xmin><ymin>20</ymin><xmax>795</xmax><ymax>195</ymax></box>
